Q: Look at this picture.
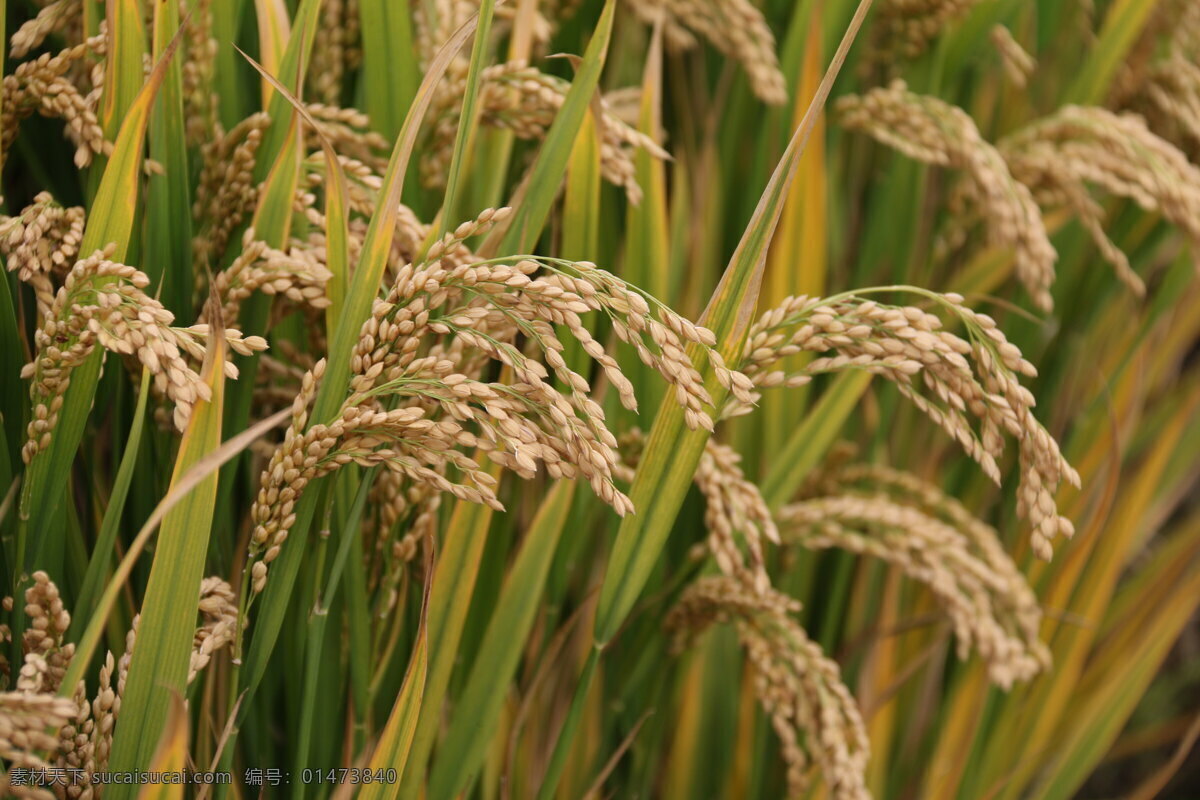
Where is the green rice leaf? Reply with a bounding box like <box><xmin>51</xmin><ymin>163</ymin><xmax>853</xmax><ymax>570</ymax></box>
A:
<box><xmin>559</xmin><ymin>107</ymin><xmax>602</xmax><ymax>376</ymax></box>
<box><xmin>761</xmin><ymin>370</ymin><xmax>874</xmax><ymax>509</ymax></box>
<box><xmin>0</xmin><ymin>271</ymin><xmax>23</xmax><ymax>472</ymax></box>
<box><xmin>358</xmin><ymin>0</ymin><xmax>419</xmax><ymax>140</ymax></box>
<box><xmin>621</xmin><ymin>26</ymin><xmax>669</xmax><ymax>413</ymax></box>
<box><xmin>426</xmin><ymin>480</ymin><xmax>574</xmax><ymax>800</ymax></box>
<box><xmin>213</xmin><ymin>0</ymin><xmax>249</xmax><ymax>129</ymax></box>
<box><xmin>100</xmin><ymin>0</ymin><xmax>149</xmax><ymax>137</ymax></box>
<box><xmin>57</xmin><ymin>406</ymin><xmax>292</xmax><ymax>700</ymax></box>
<box><xmin>1066</xmin><ymin>0</ymin><xmax>1158</xmax><ymax>105</ymax></box>
<box><xmin>436</xmin><ymin>0</ymin><xmax>496</xmax><ymax>237</ymax></box>
<box><xmin>363</xmin><ymin>560</ymin><xmax>433</xmax><ymax>799</ymax></box>
<box><xmin>145</xmin><ymin>0</ymin><xmax>193</xmax><ymax>315</ymax></box>
<box><xmin>67</xmin><ymin>367</ymin><xmax>152</xmax><ymax>641</ymax></box>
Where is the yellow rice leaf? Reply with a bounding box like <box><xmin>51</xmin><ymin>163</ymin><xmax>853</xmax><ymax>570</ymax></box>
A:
<box><xmin>253</xmin><ymin>0</ymin><xmax>292</xmax><ymax>108</ymax></box>
<box><xmin>1029</xmin><ymin>521</ymin><xmax>1200</xmax><ymax>800</ymax></box>
<box><xmin>765</xmin><ymin>7</ymin><xmax>827</xmax><ymax>306</ymax></box>
<box><xmin>105</xmin><ymin>301</ymin><xmax>227</xmax><ymax>794</ymax></box>
<box><xmin>136</xmin><ymin>695</ymin><xmax>189</xmax><ymax>800</ymax></box>
<box><xmin>396</xmin><ymin>461</ymin><xmax>501</xmax><ymax>800</ymax></box>
<box><xmin>863</xmin><ymin>569</ymin><xmax>901</xmax><ymax>795</ymax></box>
<box><xmin>100</xmin><ymin>0</ymin><xmax>148</xmax><ymax>136</ymax></box>
<box><xmin>982</xmin><ymin>394</ymin><xmax>1199</xmax><ymax>798</ymax></box>
<box><xmin>922</xmin><ymin>664</ymin><xmax>989</xmax><ymax>800</ymax></box>
<box><xmin>363</xmin><ymin>575</ymin><xmax>430</xmax><ymax>799</ymax></box>
<box><xmin>759</xmin><ymin>7</ymin><xmax>827</xmax><ymax>458</ymax></box>
<box><xmin>662</xmin><ymin>652</ymin><xmax>706</xmax><ymax>800</ymax></box>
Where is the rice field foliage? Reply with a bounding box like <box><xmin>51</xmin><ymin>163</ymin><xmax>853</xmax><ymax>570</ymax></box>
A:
<box><xmin>1</xmin><ymin>0</ymin><xmax>1199</xmax><ymax>797</ymax></box>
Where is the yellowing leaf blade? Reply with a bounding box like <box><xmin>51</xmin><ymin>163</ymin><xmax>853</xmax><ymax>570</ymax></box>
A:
<box><xmin>106</xmin><ymin>307</ymin><xmax>227</xmax><ymax>795</ymax></box>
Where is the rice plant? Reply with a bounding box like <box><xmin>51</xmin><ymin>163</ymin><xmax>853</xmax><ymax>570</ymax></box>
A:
<box><xmin>2</xmin><ymin>0</ymin><xmax>1199</xmax><ymax>797</ymax></box>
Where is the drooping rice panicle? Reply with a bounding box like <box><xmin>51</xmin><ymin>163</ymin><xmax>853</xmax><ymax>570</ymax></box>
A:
<box><xmin>181</xmin><ymin>0</ymin><xmax>219</xmax><ymax>146</ymax></box>
<box><xmin>246</xmin><ymin>205</ymin><xmax>740</xmax><ymax>592</ymax></box>
<box><xmin>1</xmin><ymin>33</ymin><xmax>108</xmax><ymax>170</ymax></box>
<box><xmin>838</xmin><ymin>82</ymin><xmax>1059</xmax><ymax>310</ymax></box>
<box><xmin>1000</xmin><ymin>106</ymin><xmax>1200</xmax><ymax>295</ymax></box>
<box><xmin>20</xmin><ymin>247</ymin><xmax>267</xmax><ymax>461</ymax></box>
<box><xmin>2</xmin><ymin>3</ymin><xmax>1196</xmax><ymax>797</ymax></box>
<box><xmin>193</xmin><ymin>112</ymin><xmax>271</xmax><ymax>270</ymax></box>
<box><xmin>208</xmin><ymin>228</ymin><xmax>334</xmax><ymax>323</ymax></box>
<box><xmin>875</xmin><ymin>0</ymin><xmax>985</xmax><ymax>59</ymax></box>
<box><xmin>1</xmin><ymin>191</ymin><xmax>85</xmax><ymax>314</ymax></box>
<box><xmin>0</xmin><ymin>691</ymin><xmax>79</xmax><ymax>799</ymax></box>
<box><xmin>667</xmin><ymin>577</ymin><xmax>871</xmax><ymax>800</ymax></box>
<box><xmin>188</xmin><ymin>577</ymin><xmax>239</xmax><ymax>682</ymax></box>
<box><xmin>618</xmin><ymin>428</ymin><xmax>777</xmax><ymax>594</ymax></box>
<box><xmin>626</xmin><ymin>0</ymin><xmax>787</xmax><ymax>105</ymax></box>
<box><xmin>778</xmin><ymin>483</ymin><xmax>1050</xmax><ymax>688</ymax></box>
<box><xmin>9</xmin><ymin>0</ymin><xmax>83</xmax><ymax>60</ymax></box>
<box><xmin>740</xmin><ymin>289</ymin><xmax>1079</xmax><ymax>559</ymax></box>
<box><xmin>422</xmin><ymin>61</ymin><xmax>669</xmax><ymax>203</ymax></box>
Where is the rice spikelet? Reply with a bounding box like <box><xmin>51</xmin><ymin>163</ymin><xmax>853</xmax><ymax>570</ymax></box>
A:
<box><xmin>1</xmin><ymin>33</ymin><xmax>109</xmax><ymax>170</ymax></box>
<box><xmin>0</xmin><ymin>691</ymin><xmax>79</xmax><ymax>799</ymax></box>
<box><xmin>0</xmin><ymin>191</ymin><xmax>85</xmax><ymax>314</ymax></box>
<box><xmin>619</xmin><ymin>429</ymin><xmax>777</xmax><ymax>594</ymax></box>
<box><xmin>208</xmin><ymin>229</ymin><xmax>334</xmax><ymax>323</ymax></box>
<box><xmin>9</xmin><ymin>0</ymin><xmax>83</xmax><ymax>59</ymax></box>
<box><xmin>189</xmin><ymin>577</ymin><xmax>240</xmax><ymax>682</ymax></box>
<box><xmin>990</xmin><ymin>25</ymin><xmax>1035</xmax><ymax>87</ymax></box>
